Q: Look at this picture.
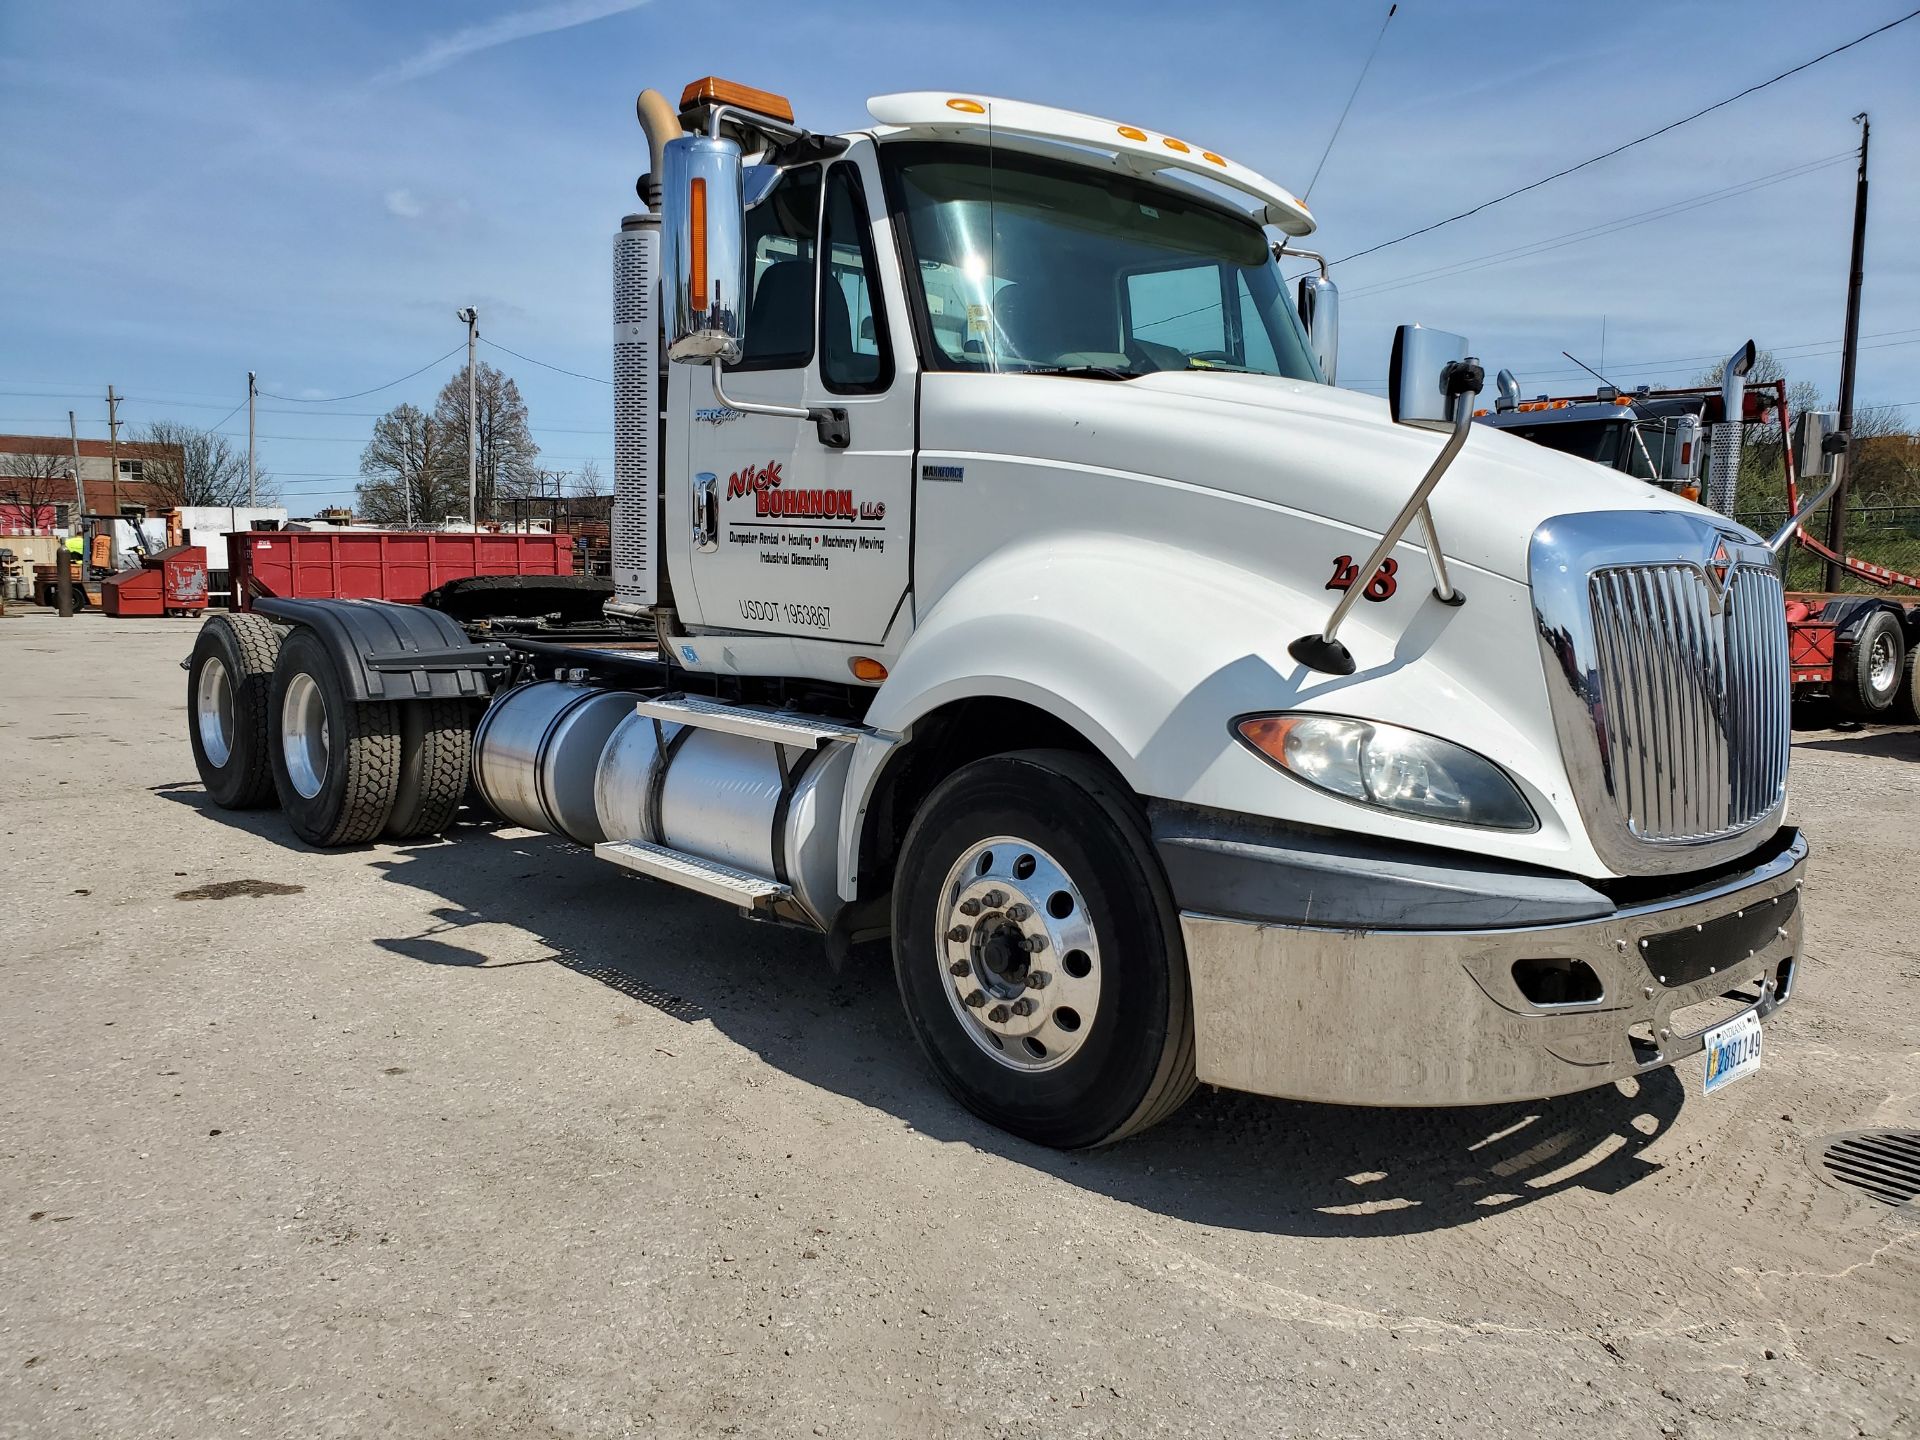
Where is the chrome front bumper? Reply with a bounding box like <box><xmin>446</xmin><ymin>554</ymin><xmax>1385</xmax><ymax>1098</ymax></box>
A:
<box><xmin>1180</xmin><ymin>831</ymin><xmax>1807</xmax><ymax>1107</ymax></box>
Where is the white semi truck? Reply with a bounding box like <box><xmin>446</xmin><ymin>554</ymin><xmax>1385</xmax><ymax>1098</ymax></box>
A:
<box><xmin>185</xmin><ymin>79</ymin><xmax>1809</xmax><ymax>1147</ymax></box>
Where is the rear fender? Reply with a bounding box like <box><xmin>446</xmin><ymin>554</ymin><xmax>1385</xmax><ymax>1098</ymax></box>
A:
<box><xmin>253</xmin><ymin>598</ymin><xmax>494</xmax><ymax>701</ymax></box>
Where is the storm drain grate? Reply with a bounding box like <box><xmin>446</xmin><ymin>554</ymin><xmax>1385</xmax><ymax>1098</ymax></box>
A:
<box><xmin>1815</xmin><ymin>1129</ymin><xmax>1920</xmax><ymax>1209</ymax></box>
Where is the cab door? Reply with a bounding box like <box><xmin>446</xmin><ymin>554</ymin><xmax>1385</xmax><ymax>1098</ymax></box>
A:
<box><xmin>675</xmin><ymin>157</ymin><xmax>914</xmax><ymax>649</ymax></box>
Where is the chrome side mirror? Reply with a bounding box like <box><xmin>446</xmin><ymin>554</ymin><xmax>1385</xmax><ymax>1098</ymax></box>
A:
<box><xmin>662</xmin><ymin>134</ymin><xmax>747</xmax><ymax>364</ymax></box>
<box><xmin>1494</xmin><ymin>368</ymin><xmax>1520</xmax><ymax>413</ymax></box>
<box><xmin>1671</xmin><ymin>414</ymin><xmax>1704</xmax><ymax>483</ymax></box>
<box><xmin>1388</xmin><ymin>324</ymin><xmax>1472</xmax><ymax>430</ymax></box>
<box><xmin>1296</xmin><ymin>274</ymin><xmax>1340</xmax><ymax>384</ymax></box>
<box><xmin>1794</xmin><ymin>410</ymin><xmax>1840</xmax><ymax>481</ymax></box>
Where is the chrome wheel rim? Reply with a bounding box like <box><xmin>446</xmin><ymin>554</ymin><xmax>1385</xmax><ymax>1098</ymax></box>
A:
<box><xmin>196</xmin><ymin>656</ymin><xmax>235</xmax><ymax>768</ymax></box>
<box><xmin>1869</xmin><ymin>632</ymin><xmax>1899</xmax><ymax>692</ymax></box>
<box><xmin>937</xmin><ymin>836</ymin><xmax>1101</xmax><ymax>1072</ymax></box>
<box><xmin>281</xmin><ymin>671</ymin><xmax>330</xmax><ymax>800</ymax></box>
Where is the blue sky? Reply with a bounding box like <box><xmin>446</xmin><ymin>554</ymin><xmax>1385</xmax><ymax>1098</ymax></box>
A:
<box><xmin>3</xmin><ymin>0</ymin><xmax>1916</xmax><ymax>513</ymax></box>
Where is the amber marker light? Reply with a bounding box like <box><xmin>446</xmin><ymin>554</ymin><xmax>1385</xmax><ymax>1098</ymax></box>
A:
<box><xmin>679</xmin><ymin>76</ymin><xmax>795</xmax><ymax>123</ymax></box>
<box><xmin>1117</xmin><ymin>125</ymin><xmax>1148</xmax><ymax>141</ymax></box>
<box><xmin>1200</xmin><ymin>150</ymin><xmax>1227</xmax><ymax>166</ymax></box>
<box><xmin>1163</xmin><ymin>137</ymin><xmax>1191</xmax><ymax>153</ymax></box>
<box><xmin>947</xmin><ymin>98</ymin><xmax>986</xmax><ymax>114</ymax></box>
<box><xmin>689</xmin><ymin>177</ymin><xmax>708</xmax><ymax>310</ymax></box>
<box><xmin>1235</xmin><ymin>714</ymin><xmax>1298</xmax><ymax>765</ymax></box>
<box><xmin>850</xmin><ymin>657</ymin><xmax>889</xmax><ymax>682</ymax></box>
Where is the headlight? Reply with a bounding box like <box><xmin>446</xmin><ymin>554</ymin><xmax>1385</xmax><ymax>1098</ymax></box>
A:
<box><xmin>1235</xmin><ymin>713</ymin><xmax>1536</xmax><ymax>831</ymax></box>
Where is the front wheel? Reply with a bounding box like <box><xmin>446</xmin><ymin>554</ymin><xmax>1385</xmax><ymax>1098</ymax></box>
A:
<box><xmin>891</xmin><ymin>750</ymin><xmax>1196</xmax><ymax>1148</ymax></box>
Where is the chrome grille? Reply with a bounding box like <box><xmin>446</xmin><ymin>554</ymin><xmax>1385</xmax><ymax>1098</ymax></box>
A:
<box><xmin>1586</xmin><ymin>562</ymin><xmax>1789</xmax><ymax>843</ymax></box>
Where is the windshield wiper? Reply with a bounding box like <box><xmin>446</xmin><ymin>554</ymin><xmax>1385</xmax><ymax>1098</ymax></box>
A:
<box><xmin>1024</xmin><ymin>364</ymin><xmax>1146</xmax><ymax>382</ymax></box>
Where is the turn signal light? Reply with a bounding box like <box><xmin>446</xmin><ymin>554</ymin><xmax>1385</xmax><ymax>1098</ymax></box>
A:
<box><xmin>850</xmin><ymin>657</ymin><xmax>888</xmax><ymax>683</ymax></box>
<box><xmin>679</xmin><ymin>76</ymin><xmax>795</xmax><ymax>124</ymax></box>
<box><xmin>689</xmin><ymin>177</ymin><xmax>708</xmax><ymax>311</ymax></box>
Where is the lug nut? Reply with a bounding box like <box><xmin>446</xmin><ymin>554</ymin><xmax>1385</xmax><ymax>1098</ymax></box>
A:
<box><xmin>947</xmin><ymin>926</ymin><xmax>970</xmax><ymax>943</ymax></box>
<box><xmin>949</xmin><ymin>959</ymin><xmax>971</xmax><ymax>978</ymax></box>
<box><xmin>1011</xmin><ymin>998</ymin><xmax>1037</xmax><ymax>1017</ymax></box>
<box><xmin>987</xmin><ymin>1005</ymin><xmax>1011</xmax><ymax>1024</ymax></box>
<box><xmin>1027</xmin><ymin>971</ymin><xmax>1051</xmax><ymax>989</ymax></box>
<box><xmin>1007</xmin><ymin>903</ymin><xmax>1033</xmax><ymax>922</ymax></box>
<box><xmin>963</xmin><ymin>989</ymin><xmax>986</xmax><ymax>1009</ymax></box>
<box><xmin>983</xmin><ymin>890</ymin><xmax>1008</xmax><ymax>909</ymax></box>
<box><xmin>959</xmin><ymin>899</ymin><xmax>982</xmax><ymax>917</ymax></box>
<box><xmin>1025</xmin><ymin>933</ymin><xmax>1048</xmax><ymax>953</ymax></box>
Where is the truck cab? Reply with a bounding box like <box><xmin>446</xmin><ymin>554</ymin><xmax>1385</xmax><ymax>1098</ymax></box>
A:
<box><xmin>187</xmin><ymin>79</ymin><xmax>1807</xmax><ymax>1149</ymax></box>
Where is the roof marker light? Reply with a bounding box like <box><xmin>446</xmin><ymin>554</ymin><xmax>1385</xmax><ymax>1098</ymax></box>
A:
<box><xmin>679</xmin><ymin>76</ymin><xmax>795</xmax><ymax>123</ymax></box>
<box><xmin>1200</xmin><ymin>150</ymin><xmax>1227</xmax><ymax>166</ymax></box>
<box><xmin>1117</xmin><ymin>125</ymin><xmax>1148</xmax><ymax>140</ymax></box>
<box><xmin>1162</xmin><ymin>137</ymin><xmax>1190</xmax><ymax>153</ymax></box>
<box><xmin>947</xmin><ymin>98</ymin><xmax>986</xmax><ymax>114</ymax></box>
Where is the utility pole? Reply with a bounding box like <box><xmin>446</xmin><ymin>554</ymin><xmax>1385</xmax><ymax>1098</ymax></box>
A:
<box><xmin>106</xmin><ymin>384</ymin><xmax>122</xmax><ymax>516</ymax></box>
<box><xmin>1823</xmin><ymin>114</ymin><xmax>1870</xmax><ymax>592</ymax></box>
<box><xmin>247</xmin><ymin>371</ymin><xmax>257</xmax><ymax>507</ymax></box>
<box><xmin>67</xmin><ymin>410</ymin><xmax>86</xmax><ymax>533</ymax></box>
<box><xmin>458</xmin><ymin>307</ymin><xmax>478</xmax><ymax>528</ymax></box>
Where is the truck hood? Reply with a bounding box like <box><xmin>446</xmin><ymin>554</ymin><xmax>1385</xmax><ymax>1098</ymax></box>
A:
<box><xmin>950</xmin><ymin>370</ymin><xmax>1714</xmax><ymax>582</ymax></box>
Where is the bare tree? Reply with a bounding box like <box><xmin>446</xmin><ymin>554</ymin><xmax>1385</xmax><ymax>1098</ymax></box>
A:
<box><xmin>430</xmin><ymin>361</ymin><xmax>540</xmax><ymax>520</ymax></box>
<box><xmin>356</xmin><ymin>403</ymin><xmax>454</xmax><ymax>527</ymax></box>
<box><xmin>0</xmin><ymin>449</ymin><xmax>74</xmax><ymax>533</ymax></box>
<box><xmin>567</xmin><ymin>458</ymin><xmax>605</xmax><ymax>498</ymax></box>
<box><xmin>137</xmin><ymin>420</ymin><xmax>274</xmax><ymax>507</ymax></box>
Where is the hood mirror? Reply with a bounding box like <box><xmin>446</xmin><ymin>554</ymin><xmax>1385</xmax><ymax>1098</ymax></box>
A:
<box><xmin>1388</xmin><ymin>324</ymin><xmax>1472</xmax><ymax>430</ymax></box>
<box><xmin>1291</xmin><ymin>323</ymin><xmax>1483</xmax><ymax>676</ymax></box>
<box><xmin>1794</xmin><ymin>409</ymin><xmax>1840</xmax><ymax>481</ymax></box>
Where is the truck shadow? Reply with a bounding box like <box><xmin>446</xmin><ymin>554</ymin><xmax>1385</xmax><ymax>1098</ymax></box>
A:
<box><xmin>1791</xmin><ymin>726</ymin><xmax>1920</xmax><ymax>760</ymax></box>
<box><xmin>334</xmin><ymin>814</ymin><xmax>1688</xmax><ymax>1239</ymax></box>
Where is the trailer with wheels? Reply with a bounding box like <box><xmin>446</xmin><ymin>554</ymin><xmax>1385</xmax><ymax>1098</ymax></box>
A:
<box><xmin>186</xmin><ymin>79</ymin><xmax>1812</xmax><ymax>1147</ymax></box>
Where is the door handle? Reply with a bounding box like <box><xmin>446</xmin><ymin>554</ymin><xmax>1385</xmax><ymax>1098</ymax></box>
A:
<box><xmin>691</xmin><ymin>472</ymin><xmax>718</xmax><ymax>552</ymax></box>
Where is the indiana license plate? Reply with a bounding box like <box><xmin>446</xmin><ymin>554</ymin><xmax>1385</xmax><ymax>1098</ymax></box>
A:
<box><xmin>1703</xmin><ymin>1011</ymin><xmax>1763</xmax><ymax>1095</ymax></box>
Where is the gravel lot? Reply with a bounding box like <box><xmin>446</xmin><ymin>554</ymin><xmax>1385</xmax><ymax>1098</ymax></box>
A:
<box><xmin>3</xmin><ymin>611</ymin><xmax>1916</xmax><ymax>1439</ymax></box>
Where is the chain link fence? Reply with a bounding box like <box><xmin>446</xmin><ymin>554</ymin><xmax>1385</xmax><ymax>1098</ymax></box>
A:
<box><xmin>1733</xmin><ymin>504</ymin><xmax>1920</xmax><ymax>595</ymax></box>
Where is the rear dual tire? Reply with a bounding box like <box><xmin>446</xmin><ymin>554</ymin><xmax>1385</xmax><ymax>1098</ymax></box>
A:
<box><xmin>1836</xmin><ymin>610</ymin><xmax>1906</xmax><ymax>720</ymax></box>
<box><xmin>268</xmin><ymin>629</ymin><xmax>402</xmax><ymax>847</ymax></box>
<box><xmin>187</xmin><ymin>613</ymin><xmax>283</xmax><ymax>809</ymax></box>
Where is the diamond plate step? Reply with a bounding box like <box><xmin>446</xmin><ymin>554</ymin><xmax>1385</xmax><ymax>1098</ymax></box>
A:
<box><xmin>633</xmin><ymin>695</ymin><xmax>864</xmax><ymax>748</ymax></box>
<box><xmin>593</xmin><ymin>839</ymin><xmax>792</xmax><ymax>909</ymax></box>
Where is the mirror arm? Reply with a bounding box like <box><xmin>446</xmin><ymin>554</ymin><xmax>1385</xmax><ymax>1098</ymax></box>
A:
<box><xmin>1273</xmin><ymin>242</ymin><xmax>1330</xmax><ymax>280</ymax></box>
<box><xmin>1289</xmin><ymin>365</ymin><xmax>1480</xmax><ymax>676</ymax></box>
<box><xmin>709</xmin><ymin>360</ymin><xmax>849</xmax><ymax>449</ymax></box>
<box><xmin>1767</xmin><ymin>453</ymin><xmax>1845</xmax><ymax>557</ymax></box>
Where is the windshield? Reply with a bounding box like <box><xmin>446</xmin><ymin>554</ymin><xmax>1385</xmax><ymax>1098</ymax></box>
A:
<box><xmin>879</xmin><ymin>142</ymin><xmax>1320</xmax><ymax>382</ymax></box>
<box><xmin>1501</xmin><ymin>419</ymin><xmax>1632</xmax><ymax>470</ymax></box>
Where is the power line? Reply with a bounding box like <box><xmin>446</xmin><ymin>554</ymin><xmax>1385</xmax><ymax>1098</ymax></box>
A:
<box><xmin>480</xmin><ymin>336</ymin><xmax>612</xmax><ymax>386</ymax></box>
<box><xmin>257</xmin><ymin>344</ymin><xmax>466</xmax><ymax>403</ymax></box>
<box><xmin>1340</xmin><ymin>152</ymin><xmax>1852</xmax><ymax>301</ymax></box>
<box><xmin>1328</xmin><ymin>8</ymin><xmax>1920</xmax><ymax>268</ymax></box>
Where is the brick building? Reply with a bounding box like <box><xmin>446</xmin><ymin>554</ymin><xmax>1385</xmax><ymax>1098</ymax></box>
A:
<box><xmin>0</xmin><ymin>434</ymin><xmax>186</xmax><ymax>532</ymax></box>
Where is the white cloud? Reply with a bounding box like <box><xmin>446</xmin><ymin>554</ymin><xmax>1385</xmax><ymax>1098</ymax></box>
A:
<box><xmin>373</xmin><ymin>0</ymin><xmax>651</xmax><ymax>87</ymax></box>
<box><xmin>384</xmin><ymin>187</ymin><xmax>425</xmax><ymax>219</ymax></box>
